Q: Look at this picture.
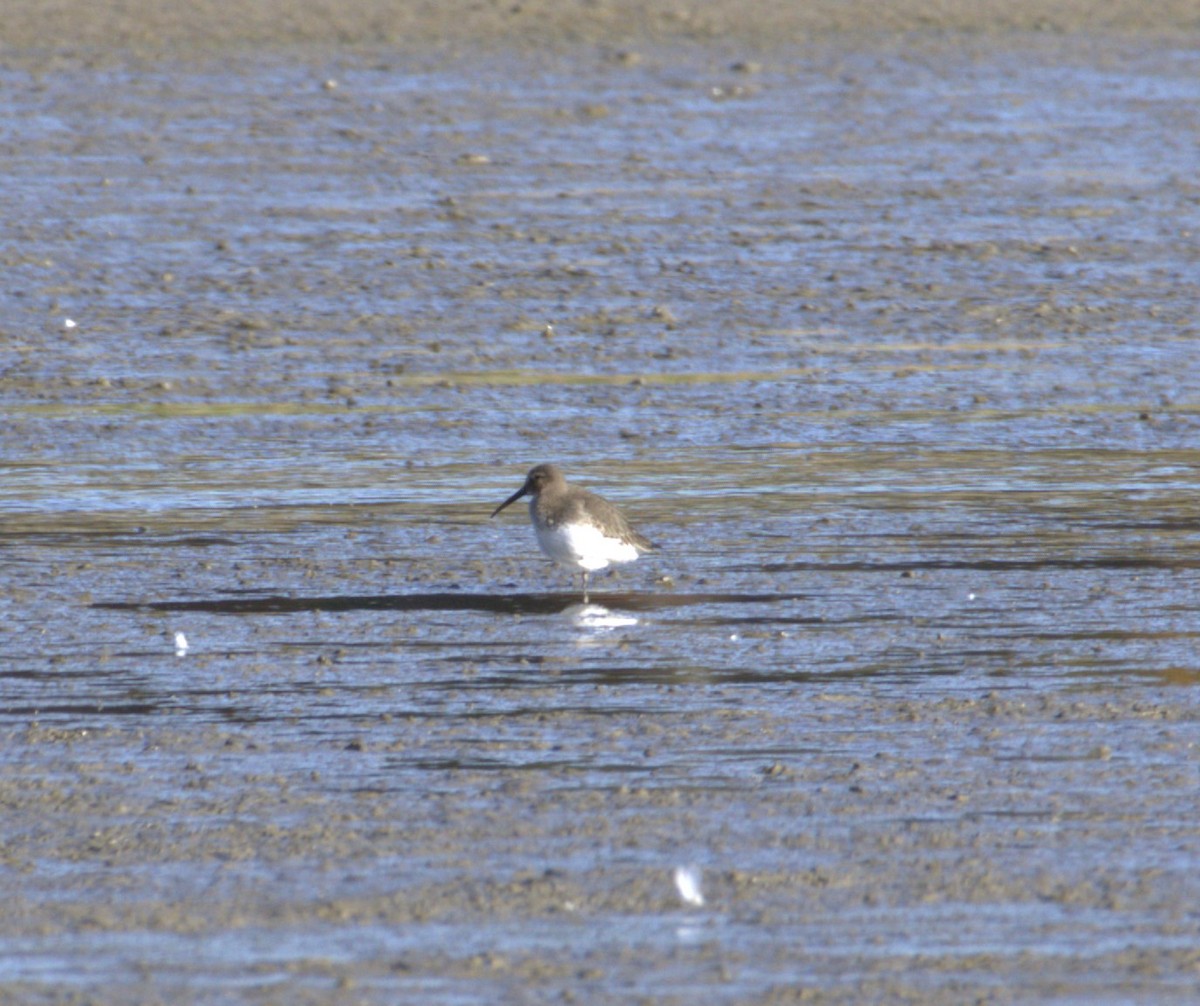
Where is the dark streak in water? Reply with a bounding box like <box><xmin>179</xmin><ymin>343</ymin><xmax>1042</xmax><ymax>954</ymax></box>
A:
<box><xmin>761</xmin><ymin>556</ymin><xmax>1194</xmax><ymax>572</ymax></box>
<box><xmin>93</xmin><ymin>591</ymin><xmax>807</xmax><ymax>616</ymax></box>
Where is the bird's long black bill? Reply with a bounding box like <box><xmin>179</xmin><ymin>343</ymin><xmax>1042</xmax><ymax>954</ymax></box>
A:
<box><xmin>490</xmin><ymin>485</ymin><xmax>528</xmax><ymax>518</ymax></box>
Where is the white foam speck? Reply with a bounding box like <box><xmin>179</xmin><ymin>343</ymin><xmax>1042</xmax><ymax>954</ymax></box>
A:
<box><xmin>673</xmin><ymin>864</ymin><xmax>705</xmax><ymax>907</ymax></box>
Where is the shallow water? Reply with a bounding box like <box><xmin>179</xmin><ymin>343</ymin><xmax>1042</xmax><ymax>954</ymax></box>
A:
<box><xmin>3</xmin><ymin>34</ymin><xmax>1200</xmax><ymax>1004</ymax></box>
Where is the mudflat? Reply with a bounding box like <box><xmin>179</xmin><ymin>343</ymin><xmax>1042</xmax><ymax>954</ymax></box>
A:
<box><xmin>2</xmin><ymin>3</ymin><xmax>1200</xmax><ymax>1004</ymax></box>
<box><xmin>4</xmin><ymin>0</ymin><xmax>1198</xmax><ymax>54</ymax></box>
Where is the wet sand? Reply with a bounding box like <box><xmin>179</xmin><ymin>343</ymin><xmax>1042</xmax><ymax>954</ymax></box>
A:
<box><xmin>3</xmin><ymin>3</ymin><xmax>1200</xmax><ymax>1004</ymax></box>
<box><xmin>6</xmin><ymin>0</ymin><xmax>1200</xmax><ymax>56</ymax></box>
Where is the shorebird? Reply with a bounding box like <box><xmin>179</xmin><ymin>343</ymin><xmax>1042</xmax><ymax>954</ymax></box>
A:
<box><xmin>490</xmin><ymin>463</ymin><xmax>654</xmax><ymax>603</ymax></box>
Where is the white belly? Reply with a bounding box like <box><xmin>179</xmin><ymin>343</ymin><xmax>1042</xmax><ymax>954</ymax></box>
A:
<box><xmin>535</xmin><ymin>519</ymin><xmax>641</xmax><ymax>572</ymax></box>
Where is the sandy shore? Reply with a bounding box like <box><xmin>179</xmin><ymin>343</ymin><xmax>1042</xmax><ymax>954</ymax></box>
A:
<box><xmin>5</xmin><ymin>0</ymin><xmax>1199</xmax><ymax>56</ymax></box>
<box><xmin>4</xmin><ymin>2</ymin><xmax>1200</xmax><ymax>1002</ymax></box>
